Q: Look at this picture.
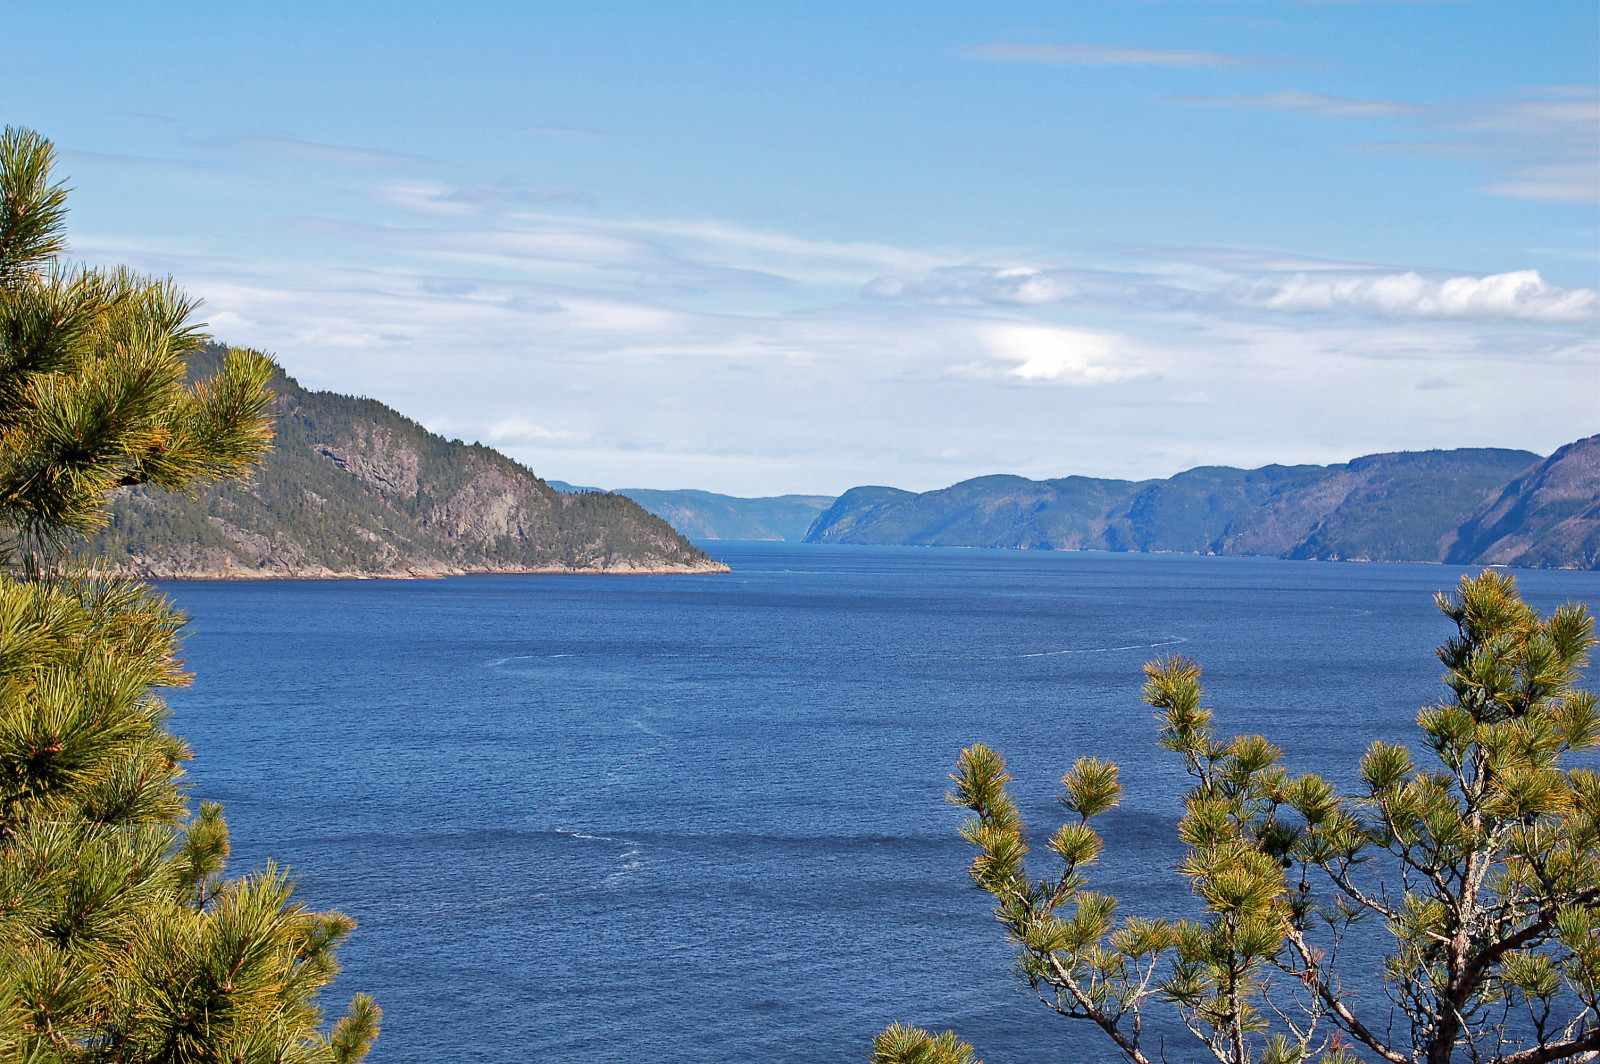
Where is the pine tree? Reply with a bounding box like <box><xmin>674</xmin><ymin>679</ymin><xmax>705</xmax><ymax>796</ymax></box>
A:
<box><xmin>889</xmin><ymin>570</ymin><xmax>1599</xmax><ymax>1064</ymax></box>
<box><xmin>0</xmin><ymin>126</ymin><xmax>378</xmax><ymax>1064</ymax></box>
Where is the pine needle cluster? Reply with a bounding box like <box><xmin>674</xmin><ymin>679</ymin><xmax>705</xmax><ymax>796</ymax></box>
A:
<box><xmin>888</xmin><ymin>570</ymin><xmax>1599</xmax><ymax>1064</ymax></box>
<box><xmin>0</xmin><ymin>127</ymin><xmax>377</xmax><ymax>1064</ymax></box>
<box><xmin>0</xmin><ymin>128</ymin><xmax>274</xmax><ymax>560</ymax></box>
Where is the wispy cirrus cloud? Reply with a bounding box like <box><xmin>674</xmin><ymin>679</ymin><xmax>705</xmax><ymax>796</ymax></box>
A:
<box><xmin>521</xmin><ymin>125</ymin><xmax>616</xmax><ymax>142</ymax></box>
<box><xmin>1177</xmin><ymin>87</ymin><xmax>1599</xmax><ymax>203</ymax></box>
<box><xmin>1435</xmin><ymin>91</ymin><xmax>1599</xmax><ymax>203</ymax></box>
<box><xmin>349</xmin><ymin>195</ymin><xmax>949</xmax><ymax>290</ymax></box>
<box><xmin>1173</xmin><ymin>90</ymin><xmax>1423</xmax><ymax>117</ymax></box>
<box><xmin>958</xmin><ymin>41</ymin><xmax>1276</xmax><ymax>68</ymax></box>
<box><xmin>866</xmin><ymin>266</ymin><xmax>1081</xmax><ymax>306</ymax></box>
<box><xmin>373</xmin><ymin>180</ymin><xmax>585</xmax><ymax>215</ymax></box>
<box><xmin>211</xmin><ymin>135</ymin><xmax>445</xmax><ymax>168</ymax></box>
<box><xmin>72</xmin><ymin>191</ymin><xmax>1598</xmax><ymax>493</ymax></box>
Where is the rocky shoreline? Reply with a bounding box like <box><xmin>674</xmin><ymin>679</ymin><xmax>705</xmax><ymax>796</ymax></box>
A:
<box><xmin>111</xmin><ymin>556</ymin><xmax>731</xmax><ymax>581</ymax></box>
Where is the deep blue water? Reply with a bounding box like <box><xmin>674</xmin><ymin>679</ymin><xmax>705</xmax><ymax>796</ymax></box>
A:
<box><xmin>159</xmin><ymin>544</ymin><xmax>1600</xmax><ymax>1064</ymax></box>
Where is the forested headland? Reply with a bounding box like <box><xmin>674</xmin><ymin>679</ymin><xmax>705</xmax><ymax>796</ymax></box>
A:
<box><xmin>81</xmin><ymin>344</ymin><xmax>727</xmax><ymax>578</ymax></box>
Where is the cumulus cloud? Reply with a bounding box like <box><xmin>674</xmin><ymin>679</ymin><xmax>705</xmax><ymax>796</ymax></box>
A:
<box><xmin>1236</xmin><ymin>269</ymin><xmax>1599</xmax><ymax>322</ymax></box>
<box><xmin>959</xmin><ymin>41</ymin><xmax>1271</xmax><ymax>67</ymax></box>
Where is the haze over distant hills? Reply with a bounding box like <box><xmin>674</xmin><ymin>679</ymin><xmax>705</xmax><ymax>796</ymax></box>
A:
<box><xmin>83</xmin><ymin>346</ymin><xmax>726</xmax><ymax>578</ymax></box>
<box><xmin>548</xmin><ymin>483</ymin><xmax>832</xmax><ymax>542</ymax></box>
<box><xmin>803</xmin><ymin>439</ymin><xmax>1600</xmax><ymax>570</ymax></box>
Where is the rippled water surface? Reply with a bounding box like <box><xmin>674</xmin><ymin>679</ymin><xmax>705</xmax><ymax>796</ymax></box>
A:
<box><xmin>161</xmin><ymin>545</ymin><xmax>1600</xmax><ymax>1064</ymax></box>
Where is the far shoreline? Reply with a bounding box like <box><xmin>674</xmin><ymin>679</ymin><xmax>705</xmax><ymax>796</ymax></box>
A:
<box><xmin>130</xmin><ymin>560</ymin><xmax>733</xmax><ymax>581</ymax></box>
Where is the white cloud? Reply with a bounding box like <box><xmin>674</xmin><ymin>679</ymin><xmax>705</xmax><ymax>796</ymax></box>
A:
<box><xmin>360</xmin><ymin>191</ymin><xmax>951</xmax><ymax>290</ymax></box>
<box><xmin>373</xmin><ymin>181</ymin><xmax>582</xmax><ymax>216</ymax></box>
<box><xmin>987</xmin><ymin>268</ymin><xmax>1075</xmax><ymax>305</ymax></box>
<box><xmin>978</xmin><ymin>323</ymin><xmax>1145</xmax><ymax>384</ymax></box>
<box><xmin>959</xmin><ymin>41</ymin><xmax>1272</xmax><ymax>67</ymax></box>
<box><xmin>865</xmin><ymin>259</ymin><xmax>1600</xmax><ymax>325</ymax></box>
<box><xmin>73</xmin><ymin>207</ymin><xmax>1598</xmax><ymax>495</ymax></box>
<box><xmin>1238</xmin><ymin>269</ymin><xmax>1599</xmax><ymax>322</ymax></box>
<box><xmin>487</xmin><ymin>418</ymin><xmax>588</xmax><ymax>444</ymax></box>
<box><xmin>375</xmin><ymin>181</ymin><xmax>484</xmax><ymax>217</ymax></box>
<box><xmin>866</xmin><ymin>266</ymin><xmax>1080</xmax><ymax>306</ymax></box>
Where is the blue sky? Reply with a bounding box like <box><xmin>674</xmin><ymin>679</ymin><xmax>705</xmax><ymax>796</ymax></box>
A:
<box><xmin>4</xmin><ymin>1</ymin><xmax>1596</xmax><ymax>494</ymax></box>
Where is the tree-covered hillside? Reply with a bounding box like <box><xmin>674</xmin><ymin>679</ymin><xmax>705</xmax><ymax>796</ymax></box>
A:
<box><xmin>80</xmin><ymin>345</ymin><xmax>727</xmax><ymax>577</ymax></box>
<box><xmin>805</xmin><ymin>444</ymin><xmax>1600</xmax><ymax>569</ymax></box>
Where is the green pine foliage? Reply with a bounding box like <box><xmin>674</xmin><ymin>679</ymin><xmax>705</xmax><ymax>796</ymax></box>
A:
<box><xmin>0</xmin><ymin>127</ymin><xmax>377</xmax><ymax>1063</ymax></box>
<box><xmin>870</xmin><ymin>1023</ymin><xmax>981</xmax><ymax>1064</ymax></box>
<box><xmin>890</xmin><ymin>570</ymin><xmax>1600</xmax><ymax>1064</ymax></box>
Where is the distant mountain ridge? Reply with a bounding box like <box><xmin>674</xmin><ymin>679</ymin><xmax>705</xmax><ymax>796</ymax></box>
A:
<box><xmin>804</xmin><ymin>439</ymin><xmax>1600</xmax><ymax>570</ymax></box>
<box><xmin>546</xmin><ymin>483</ymin><xmax>834</xmax><ymax>541</ymax></box>
<box><xmin>82</xmin><ymin>346</ymin><xmax>727</xmax><ymax>578</ymax></box>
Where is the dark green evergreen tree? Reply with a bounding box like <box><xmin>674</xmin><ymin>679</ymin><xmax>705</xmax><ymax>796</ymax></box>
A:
<box><xmin>0</xmin><ymin>126</ymin><xmax>378</xmax><ymax>1064</ymax></box>
<box><xmin>884</xmin><ymin>570</ymin><xmax>1599</xmax><ymax>1064</ymax></box>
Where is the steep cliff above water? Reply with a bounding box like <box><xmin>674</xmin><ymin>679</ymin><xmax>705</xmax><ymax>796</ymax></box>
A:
<box><xmin>81</xmin><ymin>345</ymin><xmax>728</xmax><ymax>578</ymax></box>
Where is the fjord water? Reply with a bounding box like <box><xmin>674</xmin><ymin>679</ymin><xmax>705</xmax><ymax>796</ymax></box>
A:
<box><xmin>161</xmin><ymin>545</ymin><xmax>1600</xmax><ymax>1064</ymax></box>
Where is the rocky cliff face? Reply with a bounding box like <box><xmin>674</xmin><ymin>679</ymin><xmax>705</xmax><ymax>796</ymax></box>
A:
<box><xmin>1446</xmin><ymin>435</ymin><xmax>1600</xmax><ymax>570</ymax></box>
<box><xmin>82</xmin><ymin>345</ymin><xmax>728</xmax><ymax>578</ymax></box>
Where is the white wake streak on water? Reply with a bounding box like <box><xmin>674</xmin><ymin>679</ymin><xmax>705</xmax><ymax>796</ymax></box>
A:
<box><xmin>485</xmin><ymin>653</ymin><xmax>571</xmax><ymax>667</ymax></box>
<box><xmin>605</xmin><ymin>849</ymin><xmax>645</xmax><ymax>884</ymax></box>
<box><xmin>1017</xmin><ymin>637</ymin><xmax>1188</xmax><ymax>658</ymax></box>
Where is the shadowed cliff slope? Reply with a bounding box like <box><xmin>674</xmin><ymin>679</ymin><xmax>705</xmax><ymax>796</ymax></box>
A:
<box><xmin>1446</xmin><ymin>435</ymin><xmax>1600</xmax><ymax>570</ymax></box>
<box><xmin>81</xmin><ymin>345</ymin><xmax>727</xmax><ymax>577</ymax></box>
